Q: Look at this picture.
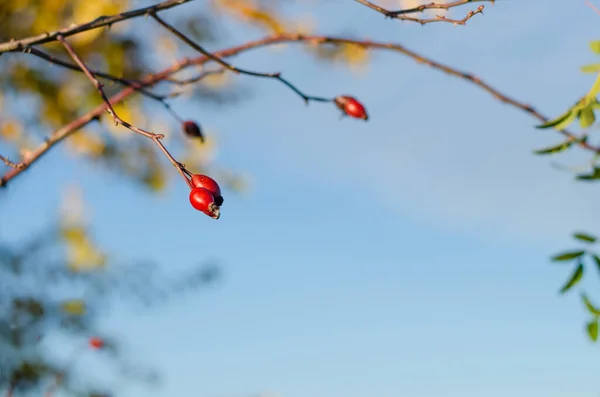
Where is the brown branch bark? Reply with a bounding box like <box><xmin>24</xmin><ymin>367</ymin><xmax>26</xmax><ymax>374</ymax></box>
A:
<box><xmin>151</xmin><ymin>13</ymin><xmax>331</xmax><ymax>104</ymax></box>
<box><xmin>0</xmin><ymin>154</ymin><xmax>23</xmax><ymax>169</ymax></box>
<box><xmin>0</xmin><ymin>0</ymin><xmax>194</xmax><ymax>54</ymax></box>
<box><xmin>25</xmin><ymin>47</ymin><xmax>164</xmax><ymax>100</ymax></box>
<box><xmin>56</xmin><ymin>35</ymin><xmax>192</xmax><ymax>187</ymax></box>
<box><xmin>353</xmin><ymin>0</ymin><xmax>490</xmax><ymax>25</ymax></box>
<box><xmin>1</xmin><ymin>33</ymin><xmax>586</xmax><ymax>188</ymax></box>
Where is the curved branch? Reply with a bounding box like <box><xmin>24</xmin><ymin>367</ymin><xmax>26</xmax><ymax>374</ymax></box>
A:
<box><xmin>354</xmin><ymin>0</ymin><xmax>490</xmax><ymax>25</ymax></box>
<box><xmin>1</xmin><ymin>33</ymin><xmax>586</xmax><ymax>188</ymax></box>
<box><xmin>0</xmin><ymin>0</ymin><xmax>194</xmax><ymax>54</ymax></box>
<box><xmin>151</xmin><ymin>13</ymin><xmax>331</xmax><ymax>104</ymax></box>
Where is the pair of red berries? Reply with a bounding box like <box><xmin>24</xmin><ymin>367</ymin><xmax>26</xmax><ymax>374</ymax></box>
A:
<box><xmin>334</xmin><ymin>96</ymin><xmax>368</xmax><ymax>120</ymax></box>
<box><xmin>188</xmin><ymin>174</ymin><xmax>223</xmax><ymax>219</ymax></box>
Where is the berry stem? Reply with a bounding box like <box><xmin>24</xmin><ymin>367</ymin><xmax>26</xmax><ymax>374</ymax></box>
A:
<box><xmin>164</xmin><ymin>103</ymin><xmax>185</xmax><ymax>124</ymax></box>
<box><xmin>56</xmin><ymin>34</ymin><xmax>193</xmax><ymax>188</ymax></box>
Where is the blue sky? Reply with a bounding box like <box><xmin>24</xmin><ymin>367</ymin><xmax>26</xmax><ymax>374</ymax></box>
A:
<box><xmin>1</xmin><ymin>0</ymin><xmax>600</xmax><ymax>396</ymax></box>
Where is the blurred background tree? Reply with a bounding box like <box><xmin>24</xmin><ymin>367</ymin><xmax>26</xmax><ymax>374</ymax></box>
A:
<box><xmin>0</xmin><ymin>0</ymin><xmax>373</xmax><ymax>395</ymax></box>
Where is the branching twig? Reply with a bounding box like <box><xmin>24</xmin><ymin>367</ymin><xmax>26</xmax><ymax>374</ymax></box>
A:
<box><xmin>0</xmin><ymin>155</ymin><xmax>24</xmax><ymax>169</ymax></box>
<box><xmin>0</xmin><ymin>0</ymin><xmax>194</xmax><ymax>54</ymax></box>
<box><xmin>165</xmin><ymin>68</ymin><xmax>226</xmax><ymax>85</ymax></box>
<box><xmin>354</xmin><ymin>0</ymin><xmax>490</xmax><ymax>25</ymax></box>
<box><xmin>24</xmin><ymin>47</ymin><xmax>186</xmax><ymax>123</ymax></box>
<box><xmin>151</xmin><ymin>13</ymin><xmax>332</xmax><ymax>104</ymax></box>
<box><xmin>56</xmin><ymin>35</ymin><xmax>192</xmax><ymax>187</ymax></box>
<box><xmin>57</xmin><ymin>36</ymin><xmax>160</xmax><ymax>140</ymax></box>
<box><xmin>1</xmin><ymin>33</ymin><xmax>590</xmax><ymax>188</ymax></box>
<box><xmin>25</xmin><ymin>48</ymin><xmax>163</xmax><ymax>100</ymax></box>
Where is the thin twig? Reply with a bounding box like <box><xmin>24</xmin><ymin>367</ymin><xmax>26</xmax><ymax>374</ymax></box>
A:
<box><xmin>24</xmin><ymin>47</ymin><xmax>186</xmax><ymax>123</ymax></box>
<box><xmin>165</xmin><ymin>68</ymin><xmax>225</xmax><ymax>85</ymax></box>
<box><xmin>1</xmin><ymin>33</ymin><xmax>590</xmax><ymax>188</ymax></box>
<box><xmin>0</xmin><ymin>0</ymin><xmax>195</xmax><ymax>54</ymax></box>
<box><xmin>25</xmin><ymin>47</ymin><xmax>163</xmax><ymax>100</ymax></box>
<box><xmin>57</xmin><ymin>36</ymin><xmax>159</xmax><ymax>139</ymax></box>
<box><xmin>151</xmin><ymin>13</ymin><xmax>331</xmax><ymax>104</ymax></box>
<box><xmin>55</xmin><ymin>34</ymin><xmax>192</xmax><ymax>187</ymax></box>
<box><xmin>353</xmin><ymin>0</ymin><xmax>490</xmax><ymax>25</ymax></box>
<box><xmin>585</xmin><ymin>0</ymin><xmax>600</xmax><ymax>16</ymax></box>
<box><xmin>0</xmin><ymin>155</ymin><xmax>24</xmax><ymax>169</ymax></box>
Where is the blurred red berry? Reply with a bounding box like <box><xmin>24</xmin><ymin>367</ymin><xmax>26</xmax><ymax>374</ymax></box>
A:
<box><xmin>334</xmin><ymin>96</ymin><xmax>368</xmax><ymax>120</ymax></box>
<box><xmin>89</xmin><ymin>337</ymin><xmax>104</xmax><ymax>350</ymax></box>
<box><xmin>191</xmin><ymin>174</ymin><xmax>223</xmax><ymax>206</ymax></box>
<box><xmin>182</xmin><ymin>120</ymin><xmax>204</xmax><ymax>142</ymax></box>
<box><xmin>189</xmin><ymin>187</ymin><xmax>220</xmax><ymax>219</ymax></box>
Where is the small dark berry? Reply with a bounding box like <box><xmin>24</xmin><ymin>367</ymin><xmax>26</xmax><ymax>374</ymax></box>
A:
<box><xmin>182</xmin><ymin>120</ymin><xmax>204</xmax><ymax>142</ymax></box>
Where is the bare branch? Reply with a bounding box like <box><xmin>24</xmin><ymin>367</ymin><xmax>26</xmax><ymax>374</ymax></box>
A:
<box><xmin>55</xmin><ymin>35</ymin><xmax>192</xmax><ymax>187</ymax></box>
<box><xmin>0</xmin><ymin>154</ymin><xmax>24</xmax><ymax>169</ymax></box>
<box><xmin>25</xmin><ymin>48</ymin><xmax>163</xmax><ymax>100</ymax></box>
<box><xmin>1</xmin><ymin>33</ymin><xmax>589</xmax><ymax>188</ymax></box>
<box><xmin>24</xmin><ymin>47</ymin><xmax>186</xmax><ymax>122</ymax></box>
<box><xmin>0</xmin><ymin>0</ymin><xmax>194</xmax><ymax>54</ymax></box>
<box><xmin>151</xmin><ymin>13</ymin><xmax>331</xmax><ymax>104</ymax></box>
<box><xmin>165</xmin><ymin>68</ymin><xmax>226</xmax><ymax>85</ymax></box>
<box><xmin>354</xmin><ymin>0</ymin><xmax>490</xmax><ymax>25</ymax></box>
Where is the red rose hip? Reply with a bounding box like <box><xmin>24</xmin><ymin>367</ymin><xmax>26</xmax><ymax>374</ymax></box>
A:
<box><xmin>189</xmin><ymin>187</ymin><xmax>220</xmax><ymax>219</ymax></box>
<box><xmin>191</xmin><ymin>174</ymin><xmax>223</xmax><ymax>206</ymax></box>
<box><xmin>334</xmin><ymin>96</ymin><xmax>368</xmax><ymax>120</ymax></box>
<box><xmin>89</xmin><ymin>337</ymin><xmax>104</xmax><ymax>350</ymax></box>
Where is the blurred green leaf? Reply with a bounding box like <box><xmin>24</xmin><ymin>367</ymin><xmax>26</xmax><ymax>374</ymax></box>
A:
<box><xmin>14</xmin><ymin>298</ymin><xmax>44</xmax><ymax>317</ymax></box>
<box><xmin>60</xmin><ymin>299</ymin><xmax>86</xmax><ymax>316</ymax></box>
<box><xmin>551</xmin><ymin>250</ymin><xmax>585</xmax><ymax>261</ymax></box>
<box><xmin>573</xmin><ymin>232</ymin><xmax>597</xmax><ymax>243</ymax></box>
<box><xmin>535</xmin><ymin>110</ymin><xmax>576</xmax><ymax>130</ymax></box>
<box><xmin>581</xmin><ymin>63</ymin><xmax>600</xmax><ymax>73</ymax></box>
<box><xmin>576</xmin><ymin>167</ymin><xmax>600</xmax><ymax>181</ymax></box>
<box><xmin>585</xmin><ymin>73</ymin><xmax>600</xmax><ymax>101</ymax></box>
<box><xmin>579</xmin><ymin>107</ymin><xmax>596</xmax><ymax>128</ymax></box>
<box><xmin>593</xmin><ymin>254</ymin><xmax>600</xmax><ymax>273</ymax></box>
<box><xmin>560</xmin><ymin>263</ymin><xmax>584</xmax><ymax>294</ymax></box>
<box><xmin>587</xmin><ymin>319</ymin><xmax>598</xmax><ymax>341</ymax></box>
<box><xmin>590</xmin><ymin>40</ymin><xmax>600</xmax><ymax>54</ymax></box>
<box><xmin>533</xmin><ymin>141</ymin><xmax>573</xmax><ymax>155</ymax></box>
<box><xmin>582</xmin><ymin>294</ymin><xmax>600</xmax><ymax>316</ymax></box>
